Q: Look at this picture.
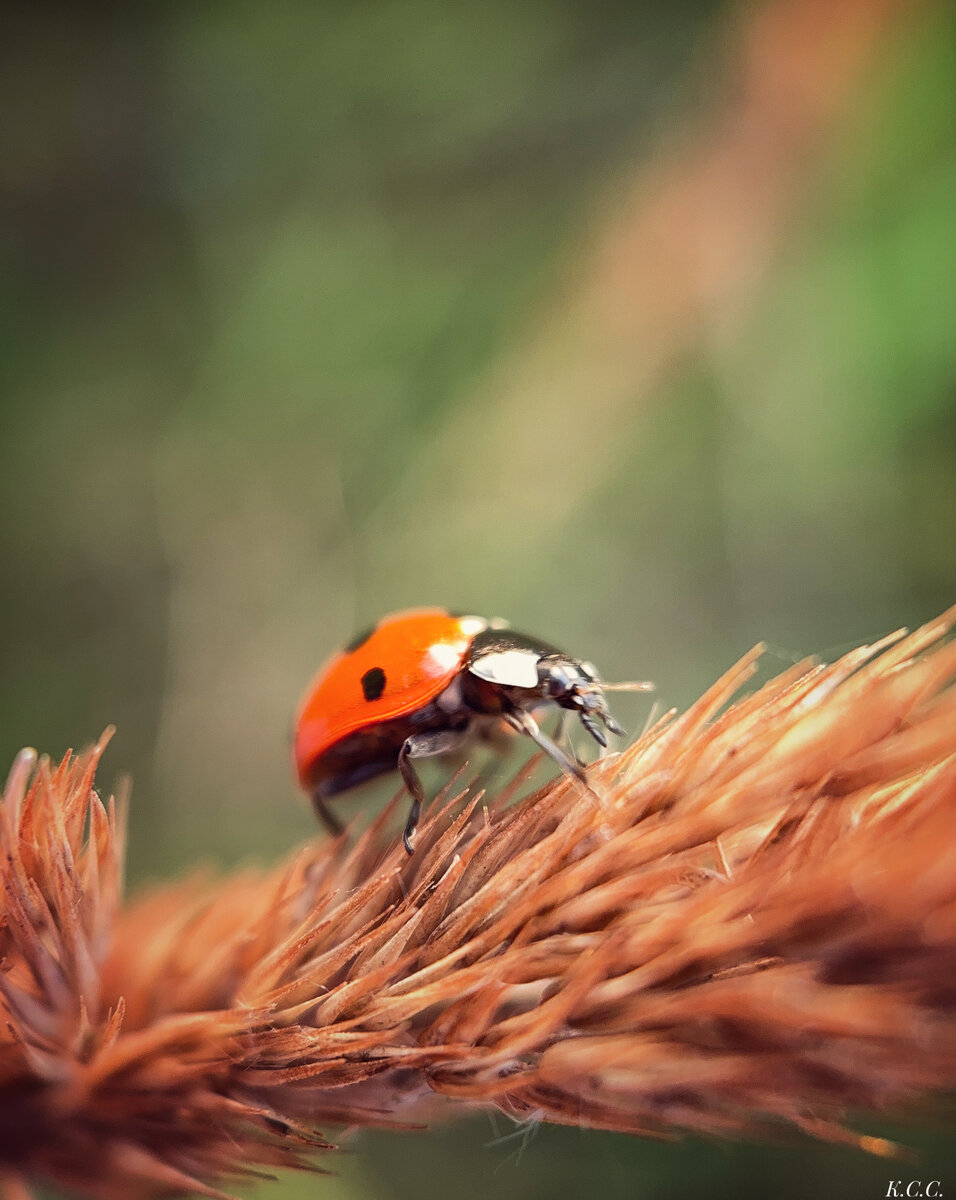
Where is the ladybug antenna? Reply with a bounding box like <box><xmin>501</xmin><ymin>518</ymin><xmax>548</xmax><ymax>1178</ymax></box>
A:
<box><xmin>598</xmin><ymin>680</ymin><xmax>655</xmax><ymax>694</ymax></box>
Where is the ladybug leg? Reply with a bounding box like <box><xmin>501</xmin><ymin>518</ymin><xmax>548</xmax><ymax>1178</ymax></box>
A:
<box><xmin>504</xmin><ymin>709</ymin><xmax>587</xmax><ymax>785</ymax></box>
<box><xmin>397</xmin><ymin>745</ymin><xmax>425</xmax><ymax>856</ymax></box>
<box><xmin>311</xmin><ymin>790</ymin><xmax>344</xmax><ymax>837</ymax></box>
<box><xmin>552</xmin><ymin>710</ymin><xmax>586</xmax><ymax>767</ymax></box>
<box><xmin>579</xmin><ymin>711</ymin><xmax>608</xmax><ymax>750</ymax></box>
<box><xmin>399</xmin><ymin>730</ymin><xmax>469</xmax><ymax>855</ymax></box>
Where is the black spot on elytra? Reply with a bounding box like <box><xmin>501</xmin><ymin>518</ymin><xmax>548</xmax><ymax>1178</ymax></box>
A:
<box><xmin>345</xmin><ymin>623</ymin><xmax>376</xmax><ymax>654</ymax></box>
<box><xmin>361</xmin><ymin>666</ymin><xmax>386</xmax><ymax>702</ymax></box>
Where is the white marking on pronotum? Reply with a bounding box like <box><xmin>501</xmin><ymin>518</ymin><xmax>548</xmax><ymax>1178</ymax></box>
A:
<box><xmin>470</xmin><ymin>648</ymin><xmax>541</xmax><ymax>689</ymax></box>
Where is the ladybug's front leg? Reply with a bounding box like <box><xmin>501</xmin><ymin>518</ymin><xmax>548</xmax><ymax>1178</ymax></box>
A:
<box><xmin>398</xmin><ymin>730</ymin><xmax>469</xmax><ymax>855</ymax></box>
<box><xmin>504</xmin><ymin>708</ymin><xmax>587</xmax><ymax>785</ymax></box>
<box><xmin>551</xmin><ymin>710</ymin><xmax>587</xmax><ymax>767</ymax></box>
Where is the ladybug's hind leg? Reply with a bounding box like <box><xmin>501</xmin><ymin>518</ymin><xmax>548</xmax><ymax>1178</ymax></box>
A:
<box><xmin>311</xmin><ymin>790</ymin><xmax>344</xmax><ymax>838</ymax></box>
<box><xmin>399</xmin><ymin>730</ymin><xmax>469</xmax><ymax>855</ymax></box>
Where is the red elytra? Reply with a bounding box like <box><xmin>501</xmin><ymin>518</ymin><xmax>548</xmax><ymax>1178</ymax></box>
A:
<box><xmin>294</xmin><ymin>608</ymin><xmax>479</xmax><ymax>787</ymax></box>
<box><xmin>294</xmin><ymin>607</ymin><xmax>648</xmax><ymax>855</ymax></box>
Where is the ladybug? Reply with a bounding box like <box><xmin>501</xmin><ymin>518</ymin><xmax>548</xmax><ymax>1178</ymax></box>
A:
<box><xmin>294</xmin><ymin>608</ymin><xmax>647</xmax><ymax>854</ymax></box>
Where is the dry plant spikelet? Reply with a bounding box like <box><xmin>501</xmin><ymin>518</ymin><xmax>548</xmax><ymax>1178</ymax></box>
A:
<box><xmin>3</xmin><ymin>612</ymin><xmax>956</xmax><ymax>1199</ymax></box>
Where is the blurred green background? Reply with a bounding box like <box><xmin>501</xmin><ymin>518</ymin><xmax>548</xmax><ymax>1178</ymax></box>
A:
<box><xmin>2</xmin><ymin>1</ymin><xmax>954</xmax><ymax>1197</ymax></box>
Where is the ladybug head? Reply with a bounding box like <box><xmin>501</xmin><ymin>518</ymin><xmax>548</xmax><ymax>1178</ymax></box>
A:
<box><xmin>537</xmin><ymin>654</ymin><xmax>628</xmax><ymax>748</ymax></box>
<box><xmin>464</xmin><ymin>627</ymin><xmax>653</xmax><ymax>750</ymax></box>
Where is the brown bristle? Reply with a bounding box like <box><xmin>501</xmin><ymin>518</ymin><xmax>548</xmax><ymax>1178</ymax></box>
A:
<box><xmin>2</xmin><ymin>613</ymin><xmax>956</xmax><ymax>1198</ymax></box>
